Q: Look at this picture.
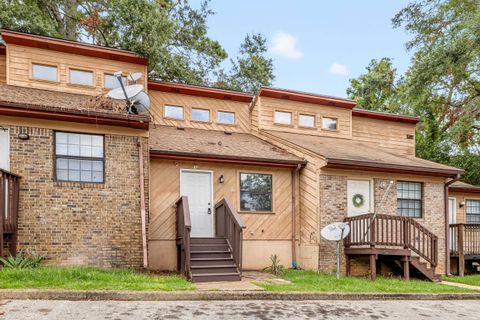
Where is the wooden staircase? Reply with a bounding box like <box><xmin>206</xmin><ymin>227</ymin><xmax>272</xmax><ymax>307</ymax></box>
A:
<box><xmin>190</xmin><ymin>237</ymin><xmax>241</xmax><ymax>282</ymax></box>
<box><xmin>410</xmin><ymin>256</ymin><xmax>440</xmax><ymax>282</ymax></box>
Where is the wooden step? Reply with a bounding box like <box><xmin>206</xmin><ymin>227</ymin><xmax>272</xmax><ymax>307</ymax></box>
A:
<box><xmin>191</xmin><ymin>257</ymin><xmax>235</xmax><ymax>267</ymax></box>
<box><xmin>191</xmin><ymin>272</ymin><xmax>241</xmax><ymax>282</ymax></box>
<box><xmin>191</xmin><ymin>251</ymin><xmax>232</xmax><ymax>259</ymax></box>
<box><xmin>191</xmin><ymin>265</ymin><xmax>238</xmax><ymax>274</ymax></box>
<box><xmin>190</xmin><ymin>237</ymin><xmax>227</xmax><ymax>244</ymax></box>
<box><xmin>410</xmin><ymin>256</ymin><xmax>441</xmax><ymax>282</ymax></box>
<box><xmin>191</xmin><ymin>244</ymin><xmax>230</xmax><ymax>251</ymax></box>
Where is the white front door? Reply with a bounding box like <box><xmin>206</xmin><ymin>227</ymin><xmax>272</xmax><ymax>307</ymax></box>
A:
<box><xmin>449</xmin><ymin>198</ymin><xmax>457</xmax><ymax>224</ymax></box>
<box><xmin>0</xmin><ymin>128</ymin><xmax>10</xmax><ymax>171</ymax></box>
<box><xmin>347</xmin><ymin>179</ymin><xmax>372</xmax><ymax>216</ymax></box>
<box><xmin>180</xmin><ymin>170</ymin><xmax>213</xmax><ymax>237</ymax></box>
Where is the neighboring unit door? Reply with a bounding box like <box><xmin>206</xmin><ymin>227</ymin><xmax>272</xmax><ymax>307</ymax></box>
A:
<box><xmin>0</xmin><ymin>128</ymin><xmax>10</xmax><ymax>171</ymax></box>
<box><xmin>347</xmin><ymin>179</ymin><xmax>372</xmax><ymax>216</ymax></box>
<box><xmin>448</xmin><ymin>198</ymin><xmax>457</xmax><ymax>224</ymax></box>
<box><xmin>180</xmin><ymin>170</ymin><xmax>213</xmax><ymax>237</ymax></box>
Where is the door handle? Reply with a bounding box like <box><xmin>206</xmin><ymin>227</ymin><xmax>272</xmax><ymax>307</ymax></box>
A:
<box><xmin>207</xmin><ymin>207</ymin><xmax>212</xmax><ymax>215</ymax></box>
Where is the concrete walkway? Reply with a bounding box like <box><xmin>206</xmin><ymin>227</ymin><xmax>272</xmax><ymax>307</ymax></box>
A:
<box><xmin>195</xmin><ymin>271</ymin><xmax>289</xmax><ymax>291</ymax></box>
<box><xmin>441</xmin><ymin>281</ymin><xmax>480</xmax><ymax>291</ymax></box>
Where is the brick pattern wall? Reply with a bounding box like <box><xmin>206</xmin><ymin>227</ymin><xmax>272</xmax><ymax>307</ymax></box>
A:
<box><xmin>8</xmin><ymin>125</ymin><xmax>148</xmax><ymax>268</ymax></box>
<box><xmin>318</xmin><ymin>175</ymin><xmax>446</xmax><ymax>274</ymax></box>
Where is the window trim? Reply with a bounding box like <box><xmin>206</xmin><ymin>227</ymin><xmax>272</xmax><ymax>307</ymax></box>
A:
<box><xmin>217</xmin><ymin>110</ymin><xmax>236</xmax><ymax>126</ymax></box>
<box><xmin>298</xmin><ymin>113</ymin><xmax>316</xmax><ymax>129</ymax></box>
<box><xmin>53</xmin><ymin>131</ymin><xmax>105</xmax><ymax>184</ymax></box>
<box><xmin>67</xmin><ymin>67</ymin><xmax>95</xmax><ymax>88</ymax></box>
<box><xmin>30</xmin><ymin>62</ymin><xmax>59</xmax><ymax>83</ymax></box>
<box><xmin>274</xmin><ymin>110</ymin><xmax>293</xmax><ymax>126</ymax></box>
<box><xmin>321</xmin><ymin>116</ymin><xmax>339</xmax><ymax>131</ymax></box>
<box><xmin>465</xmin><ymin>199</ymin><xmax>480</xmax><ymax>224</ymax></box>
<box><xmin>103</xmin><ymin>72</ymin><xmax>128</xmax><ymax>89</ymax></box>
<box><xmin>238</xmin><ymin>171</ymin><xmax>274</xmax><ymax>213</ymax></box>
<box><xmin>396</xmin><ymin>181</ymin><xmax>423</xmax><ymax>218</ymax></box>
<box><xmin>191</xmin><ymin>107</ymin><xmax>211</xmax><ymax>123</ymax></box>
<box><xmin>163</xmin><ymin>104</ymin><xmax>185</xmax><ymax>120</ymax></box>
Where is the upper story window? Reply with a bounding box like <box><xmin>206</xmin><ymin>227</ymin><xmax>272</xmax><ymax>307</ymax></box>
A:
<box><xmin>104</xmin><ymin>74</ymin><xmax>127</xmax><ymax>89</ymax></box>
<box><xmin>240</xmin><ymin>173</ymin><xmax>273</xmax><ymax>212</ymax></box>
<box><xmin>466</xmin><ymin>200</ymin><xmax>480</xmax><ymax>224</ymax></box>
<box><xmin>191</xmin><ymin>108</ymin><xmax>210</xmax><ymax>122</ymax></box>
<box><xmin>397</xmin><ymin>181</ymin><xmax>422</xmax><ymax>218</ymax></box>
<box><xmin>274</xmin><ymin>111</ymin><xmax>292</xmax><ymax>125</ymax></box>
<box><xmin>322</xmin><ymin>117</ymin><xmax>338</xmax><ymax>130</ymax></box>
<box><xmin>69</xmin><ymin>69</ymin><xmax>94</xmax><ymax>86</ymax></box>
<box><xmin>55</xmin><ymin>132</ymin><xmax>104</xmax><ymax>183</ymax></box>
<box><xmin>299</xmin><ymin>114</ymin><xmax>315</xmax><ymax>128</ymax></box>
<box><xmin>32</xmin><ymin>63</ymin><xmax>58</xmax><ymax>82</ymax></box>
<box><xmin>217</xmin><ymin>111</ymin><xmax>235</xmax><ymax>125</ymax></box>
<box><xmin>164</xmin><ymin>105</ymin><xmax>184</xmax><ymax>120</ymax></box>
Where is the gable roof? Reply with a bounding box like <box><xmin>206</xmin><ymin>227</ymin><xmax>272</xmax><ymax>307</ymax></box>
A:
<box><xmin>263</xmin><ymin>130</ymin><xmax>463</xmax><ymax>177</ymax></box>
<box><xmin>149</xmin><ymin>125</ymin><xmax>306</xmax><ymax>167</ymax></box>
<box><xmin>449</xmin><ymin>181</ymin><xmax>480</xmax><ymax>193</ymax></box>
<box><xmin>0</xmin><ymin>85</ymin><xmax>149</xmax><ymax>129</ymax></box>
<box><xmin>1</xmin><ymin>29</ymin><xmax>148</xmax><ymax>65</ymax></box>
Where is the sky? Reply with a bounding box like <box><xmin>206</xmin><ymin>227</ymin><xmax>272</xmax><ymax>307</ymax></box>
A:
<box><xmin>193</xmin><ymin>0</ymin><xmax>413</xmax><ymax>98</ymax></box>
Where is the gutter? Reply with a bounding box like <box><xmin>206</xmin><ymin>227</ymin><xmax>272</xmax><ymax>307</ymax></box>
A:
<box><xmin>445</xmin><ymin>174</ymin><xmax>461</xmax><ymax>275</ymax></box>
<box><xmin>291</xmin><ymin>164</ymin><xmax>302</xmax><ymax>269</ymax></box>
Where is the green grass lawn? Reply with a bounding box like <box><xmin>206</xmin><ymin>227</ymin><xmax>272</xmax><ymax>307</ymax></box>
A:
<box><xmin>0</xmin><ymin>267</ymin><xmax>194</xmax><ymax>291</ymax></box>
<box><xmin>257</xmin><ymin>270</ymin><xmax>474</xmax><ymax>293</ymax></box>
<box><xmin>443</xmin><ymin>274</ymin><xmax>480</xmax><ymax>287</ymax></box>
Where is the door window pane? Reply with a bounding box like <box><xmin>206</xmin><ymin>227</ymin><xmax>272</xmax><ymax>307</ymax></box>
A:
<box><xmin>274</xmin><ymin>111</ymin><xmax>292</xmax><ymax>125</ymax></box>
<box><xmin>164</xmin><ymin>105</ymin><xmax>184</xmax><ymax>119</ymax></box>
<box><xmin>191</xmin><ymin>108</ymin><xmax>210</xmax><ymax>122</ymax></box>
<box><xmin>217</xmin><ymin>111</ymin><xmax>235</xmax><ymax>125</ymax></box>
<box><xmin>69</xmin><ymin>69</ymin><xmax>94</xmax><ymax>86</ymax></box>
<box><xmin>32</xmin><ymin>64</ymin><xmax>57</xmax><ymax>81</ymax></box>
<box><xmin>240</xmin><ymin>173</ymin><xmax>273</xmax><ymax>212</ymax></box>
<box><xmin>299</xmin><ymin>114</ymin><xmax>315</xmax><ymax>127</ymax></box>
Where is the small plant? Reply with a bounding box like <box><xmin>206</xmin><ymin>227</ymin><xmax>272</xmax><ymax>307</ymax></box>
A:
<box><xmin>263</xmin><ymin>254</ymin><xmax>285</xmax><ymax>276</ymax></box>
<box><xmin>0</xmin><ymin>250</ymin><xmax>46</xmax><ymax>269</ymax></box>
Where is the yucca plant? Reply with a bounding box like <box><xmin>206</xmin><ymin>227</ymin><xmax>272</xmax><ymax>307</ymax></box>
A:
<box><xmin>263</xmin><ymin>254</ymin><xmax>285</xmax><ymax>276</ymax></box>
<box><xmin>0</xmin><ymin>250</ymin><xmax>46</xmax><ymax>269</ymax></box>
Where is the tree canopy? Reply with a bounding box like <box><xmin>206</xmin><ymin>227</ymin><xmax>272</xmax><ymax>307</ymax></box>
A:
<box><xmin>0</xmin><ymin>0</ymin><xmax>274</xmax><ymax>93</ymax></box>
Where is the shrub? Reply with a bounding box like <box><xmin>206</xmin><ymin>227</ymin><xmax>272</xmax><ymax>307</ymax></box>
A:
<box><xmin>0</xmin><ymin>250</ymin><xmax>46</xmax><ymax>269</ymax></box>
<box><xmin>263</xmin><ymin>254</ymin><xmax>285</xmax><ymax>276</ymax></box>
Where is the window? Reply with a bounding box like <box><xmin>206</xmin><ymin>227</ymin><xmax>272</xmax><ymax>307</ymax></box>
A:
<box><xmin>104</xmin><ymin>74</ymin><xmax>127</xmax><ymax>89</ymax></box>
<box><xmin>299</xmin><ymin>114</ymin><xmax>315</xmax><ymax>128</ymax></box>
<box><xmin>274</xmin><ymin>111</ymin><xmax>292</xmax><ymax>125</ymax></box>
<box><xmin>55</xmin><ymin>132</ymin><xmax>104</xmax><ymax>183</ymax></box>
<box><xmin>466</xmin><ymin>200</ymin><xmax>480</xmax><ymax>224</ymax></box>
<box><xmin>69</xmin><ymin>69</ymin><xmax>94</xmax><ymax>86</ymax></box>
<box><xmin>191</xmin><ymin>108</ymin><xmax>210</xmax><ymax>122</ymax></box>
<box><xmin>239</xmin><ymin>173</ymin><xmax>272</xmax><ymax>212</ymax></box>
<box><xmin>164</xmin><ymin>105</ymin><xmax>184</xmax><ymax>119</ymax></box>
<box><xmin>397</xmin><ymin>181</ymin><xmax>422</xmax><ymax>218</ymax></box>
<box><xmin>217</xmin><ymin>111</ymin><xmax>235</xmax><ymax>125</ymax></box>
<box><xmin>322</xmin><ymin>117</ymin><xmax>338</xmax><ymax>130</ymax></box>
<box><xmin>32</xmin><ymin>64</ymin><xmax>57</xmax><ymax>82</ymax></box>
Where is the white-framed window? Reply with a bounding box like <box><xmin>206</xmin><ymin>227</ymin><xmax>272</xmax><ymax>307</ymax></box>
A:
<box><xmin>466</xmin><ymin>200</ymin><xmax>480</xmax><ymax>224</ymax></box>
<box><xmin>217</xmin><ymin>111</ymin><xmax>235</xmax><ymax>125</ymax></box>
<box><xmin>239</xmin><ymin>173</ymin><xmax>273</xmax><ymax>212</ymax></box>
<box><xmin>164</xmin><ymin>105</ymin><xmax>184</xmax><ymax>119</ymax></box>
<box><xmin>32</xmin><ymin>63</ymin><xmax>58</xmax><ymax>82</ymax></box>
<box><xmin>55</xmin><ymin>132</ymin><xmax>104</xmax><ymax>183</ymax></box>
<box><xmin>69</xmin><ymin>69</ymin><xmax>94</xmax><ymax>86</ymax></box>
<box><xmin>397</xmin><ymin>181</ymin><xmax>422</xmax><ymax>218</ymax></box>
<box><xmin>104</xmin><ymin>74</ymin><xmax>127</xmax><ymax>89</ymax></box>
<box><xmin>191</xmin><ymin>108</ymin><xmax>210</xmax><ymax>122</ymax></box>
<box><xmin>274</xmin><ymin>111</ymin><xmax>292</xmax><ymax>125</ymax></box>
<box><xmin>299</xmin><ymin>114</ymin><xmax>315</xmax><ymax>128</ymax></box>
<box><xmin>322</xmin><ymin>117</ymin><xmax>338</xmax><ymax>130</ymax></box>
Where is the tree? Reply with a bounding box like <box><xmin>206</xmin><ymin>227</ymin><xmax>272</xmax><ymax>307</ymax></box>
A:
<box><xmin>217</xmin><ymin>33</ymin><xmax>274</xmax><ymax>94</ymax></box>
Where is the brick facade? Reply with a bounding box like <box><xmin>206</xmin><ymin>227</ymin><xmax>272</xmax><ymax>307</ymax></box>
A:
<box><xmin>7</xmin><ymin>125</ymin><xmax>148</xmax><ymax>268</ymax></box>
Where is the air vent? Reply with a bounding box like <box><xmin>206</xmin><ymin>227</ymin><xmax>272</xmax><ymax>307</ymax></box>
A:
<box><xmin>177</xmin><ymin>126</ymin><xmax>185</xmax><ymax>131</ymax></box>
<box><xmin>406</xmin><ymin>134</ymin><xmax>414</xmax><ymax>140</ymax></box>
<box><xmin>224</xmin><ymin>131</ymin><xmax>233</xmax><ymax>135</ymax></box>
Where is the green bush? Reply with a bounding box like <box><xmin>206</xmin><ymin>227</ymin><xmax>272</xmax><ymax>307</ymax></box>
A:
<box><xmin>263</xmin><ymin>254</ymin><xmax>285</xmax><ymax>276</ymax></box>
<box><xmin>0</xmin><ymin>250</ymin><xmax>46</xmax><ymax>269</ymax></box>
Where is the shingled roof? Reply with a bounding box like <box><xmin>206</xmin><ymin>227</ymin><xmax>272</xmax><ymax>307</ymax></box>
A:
<box><xmin>149</xmin><ymin>125</ymin><xmax>306</xmax><ymax>167</ymax></box>
<box><xmin>263</xmin><ymin>130</ymin><xmax>463</xmax><ymax>177</ymax></box>
<box><xmin>449</xmin><ymin>181</ymin><xmax>480</xmax><ymax>193</ymax></box>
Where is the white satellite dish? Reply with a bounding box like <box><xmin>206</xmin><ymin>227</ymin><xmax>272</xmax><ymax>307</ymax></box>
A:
<box><xmin>107</xmin><ymin>84</ymin><xmax>143</xmax><ymax>100</ymax></box>
<box><xmin>132</xmin><ymin>91</ymin><xmax>151</xmax><ymax>114</ymax></box>
<box><xmin>321</xmin><ymin>222</ymin><xmax>350</xmax><ymax>241</ymax></box>
<box><xmin>128</xmin><ymin>72</ymin><xmax>143</xmax><ymax>83</ymax></box>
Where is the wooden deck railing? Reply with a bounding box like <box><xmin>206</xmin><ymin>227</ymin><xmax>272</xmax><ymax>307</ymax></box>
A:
<box><xmin>449</xmin><ymin>223</ymin><xmax>480</xmax><ymax>276</ymax></box>
<box><xmin>215</xmin><ymin>198</ymin><xmax>245</xmax><ymax>275</ymax></box>
<box><xmin>345</xmin><ymin>213</ymin><xmax>438</xmax><ymax>267</ymax></box>
<box><xmin>0</xmin><ymin>169</ymin><xmax>21</xmax><ymax>257</ymax></box>
<box><xmin>175</xmin><ymin>196</ymin><xmax>192</xmax><ymax>280</ymax></box>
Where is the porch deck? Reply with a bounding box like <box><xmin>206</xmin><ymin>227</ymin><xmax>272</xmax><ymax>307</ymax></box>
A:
<box><xmin>449</xmin><ymin>224</ymin><xmax>480</xmax><ymax>275</ymax></box>
<box><xmin>0</xmin><ymin>169</ymin><xmax>20</xmax><ymax>257</ymax></box>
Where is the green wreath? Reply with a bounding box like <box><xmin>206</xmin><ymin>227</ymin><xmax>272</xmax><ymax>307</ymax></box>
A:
<box><xmin>352</xmin><ymin>193</ymin><xmax>365</xmax><ymax>208</ymax></box>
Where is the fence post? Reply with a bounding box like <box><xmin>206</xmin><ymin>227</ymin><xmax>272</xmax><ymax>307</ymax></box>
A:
<box><xmin>370</xmin><ymin>217</ymin><xmax>376</xmax><ymax>248</ymax></box>
<box><xmin>458</xmin><ymin>224</ymin><xmax>465</xmax><ymax>277</ymax></box>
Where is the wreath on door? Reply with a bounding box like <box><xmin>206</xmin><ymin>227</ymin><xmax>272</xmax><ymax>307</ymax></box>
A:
<box><xmin>352</xmin><ymin>193</ymin><xmax>365</xmax><ymax>208</ymax></box>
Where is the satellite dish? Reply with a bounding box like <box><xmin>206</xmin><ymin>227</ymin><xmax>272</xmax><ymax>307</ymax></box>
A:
<box><xmin>321</xmin><ymin>222</ymin><xmax>350</xmax><ymax>241</ymax></box>
<box><xmin>128</xmin><ymin>72</ymin><xmax>143</xmax><ymax>83</ymax></box>
<box><xmin>132</xmin><ymin>91</ymin><xmax>151</xmax><ymax>114</ymax></box>
<box><xmin>107</xmin><ymin>84</ymin><xmax>143</xmax><ymax>100</ymax></box>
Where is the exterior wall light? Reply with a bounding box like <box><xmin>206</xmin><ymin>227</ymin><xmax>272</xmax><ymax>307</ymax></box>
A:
<box><xmin>17</xmin><ymin>131</ymin><xmax>30</xmax><ymax>140</ymax></box>
<box><xmin>219</xmin><ymin>175</ymin><xmax>225</xmax><ymax>184</ymax></box>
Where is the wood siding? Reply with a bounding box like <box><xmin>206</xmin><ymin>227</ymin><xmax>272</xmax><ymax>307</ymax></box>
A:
<box><xmin>149</xmin><ymin>91</ymin><xmax>251</xmax><ymax>133</ymax></box>
<box><xmin>6</xmin><ymin>44</ymin><xmax>147</xmax><ymax>95</ymax></box>
<box><xmin>352</xmin><ymin>116</ymin><xmax>416</xmax><ymax>156</ymax></box>
<box><xmin>258</xmin><ymin>96</ymin><xmax>352</xmax><ymax>139</ymax></box>
<box><xmin>449</xmin><ymin>191</ymin><xmax>480</xmax><ymax>224</ymax></box>
<box><xmin>0</xmin><ymin>54</ymin><xmax>6</xmax><ymax>84</ymax></box>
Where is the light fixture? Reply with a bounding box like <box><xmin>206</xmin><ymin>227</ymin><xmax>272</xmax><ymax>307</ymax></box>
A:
<box><xmin>17</xmin><ymin>129</ymin><xmax>29</xmax><ymax>140</ymax></box>
<box><xmin>219</xmin><ymin>175</ymin><xmax>225</xmax><ymax>184</ymax></box>
<box><xmin>459</xmin><ymin>202</ymin><xmax>465</xmax><ymax>208</ymax></box>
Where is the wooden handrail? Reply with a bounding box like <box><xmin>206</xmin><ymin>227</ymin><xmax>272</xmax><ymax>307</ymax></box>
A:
<box><xmin>215</xmin><ymin>198</ymin><xmax>245</xmax><ymax>275</ymax></box>
<box><xmin>450</xmin><ymin>223</ymin><xmax>480</xmax><ymax>256</ymax></box>
<box><xmin>345</xmin><ymin>213</ymin><xmax>438</xmax><ymax>267</ymax></box>
<box><xmin>0</xmin><ymin>169</ymin><xmax>21</xmax><ymax>257</ymax></box>
<box><xmin>175</xmin><ymin>196</ymin><xmax>192</xmax><ymax>280</ymax></box>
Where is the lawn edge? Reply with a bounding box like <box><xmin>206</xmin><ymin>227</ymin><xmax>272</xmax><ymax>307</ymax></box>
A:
<box><xmin>1</xmin><ymin>289</ymin><xmax>480</xmax><ymax>301</ymax></box>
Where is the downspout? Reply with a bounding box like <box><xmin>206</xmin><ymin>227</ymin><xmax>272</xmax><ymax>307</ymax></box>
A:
<box><xmin>138</xmin><ymin>138</ymin><xmax>148</xmax><ymax>268</ymax></box>
<box><xmin>445</xmin><ymin>174</ymin><xmax>461</xmax><ymax>275</ymax></box>
<box><xmin>291</xmin><ymin>164</ymin><xmax>302</xmax><ymax>269</ymax></box>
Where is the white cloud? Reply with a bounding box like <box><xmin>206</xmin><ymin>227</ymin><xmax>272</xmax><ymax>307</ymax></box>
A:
<box><xmin>269</xmin><ymin>32</ymin><xmax>303</xmax><ymax>59</ymax></box>
<box><xmin>329</xmin><ymin>63</ymin><xmax>349</xmax><ymax>76</ymax></box>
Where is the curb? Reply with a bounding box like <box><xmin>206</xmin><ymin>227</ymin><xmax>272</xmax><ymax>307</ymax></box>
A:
<box><xmin>1</xmin><ymin>290</ymin><xmax>480</xmax><ymax>301</ymax></box>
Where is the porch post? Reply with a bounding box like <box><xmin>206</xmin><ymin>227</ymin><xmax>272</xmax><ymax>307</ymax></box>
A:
<box><xmin>370</xmin><ymin>254</ymin><xmax>376</xmax><ymax>280</ymax></box>
<box><xmin>345</xmin><ymin>255</ymin><xmax>351</xmax><ymax>277</ymax></box>
<box><xmin>458</xmin><ymin>224</ymin><xmax>465</xmax><ymax>277</ymax></box>
<box><xmin>403</xmin><ymin>256</ymin><xmax>410</xmax><ymax>281</ymax></box>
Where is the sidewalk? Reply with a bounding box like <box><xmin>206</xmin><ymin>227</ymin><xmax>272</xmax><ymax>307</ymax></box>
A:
<box><xmin>441</xmin><ymin>281</ymin><xmax>480</xmax><ymax>291</ymax></box>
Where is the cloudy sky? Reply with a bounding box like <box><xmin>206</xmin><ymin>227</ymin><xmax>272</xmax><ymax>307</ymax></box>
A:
<box><xmin>196</xmin><ymin>0</ymin><xmax>412</xmax><ymax>98</ymax></box>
